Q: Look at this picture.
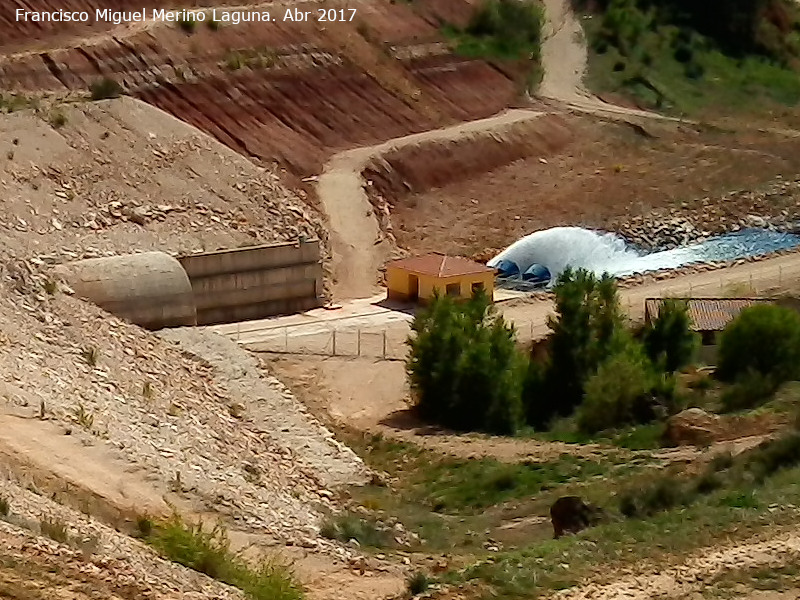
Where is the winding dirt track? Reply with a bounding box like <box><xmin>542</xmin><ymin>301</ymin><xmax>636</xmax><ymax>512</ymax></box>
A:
<box><xmin>318</xmin><ymin>0</ymin><xmax>680</xmax><ymax>299</ymax></box>
<box><xmin>319</xmin><ymin>109</ymin><xmax>546</xmax><ymax>298</ymax></box>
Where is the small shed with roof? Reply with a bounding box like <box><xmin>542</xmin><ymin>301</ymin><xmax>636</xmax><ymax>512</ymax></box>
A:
<box><xmin>644</xmin><ymin>297</ymin><xmax>773</xmax><ymax>363</ymax></box>
<box><xmin>385</xmin><ymin>253</ymin><xmax>494</xmax><ymax>303</ymax></box>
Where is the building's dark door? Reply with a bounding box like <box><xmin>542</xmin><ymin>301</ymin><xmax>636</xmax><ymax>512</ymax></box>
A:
<box><xmin>409</xmin><ymin>275</ymin><xmax>419</xmax><ymax>300</ymax></box>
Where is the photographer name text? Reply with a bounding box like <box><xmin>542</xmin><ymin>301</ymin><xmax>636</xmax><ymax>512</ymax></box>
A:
<box><xmin>16</xmin><ymin>7</ymin><xmax>357</xmax><ymax>26</ymax></box>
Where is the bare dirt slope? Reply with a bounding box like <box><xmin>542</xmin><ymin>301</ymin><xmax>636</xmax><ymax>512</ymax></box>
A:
<box><xmin>157</xmin><ymin>328</ymin><xmax>366</xmax><ymax>489</ymax></box>
<box><xmin>0</xmin><ymin>261</ymin><xmax>368</xmax><ymax>544</ymax></box>
<box><xmin>0</xmin><ymin>261</ymin><xmax>403</xmax><ymax>597</ymax></box>
<box><xmin>0</xmin><ymin>0</ymin><xmax>522</xmax><ymax>177</ymax></box>
<box><xmin>380</xmin><ymin>119</ymin><xmax>800</xmax><ymax>258</ymax></box>
<box><xmin>0</xmin><ymin>479</ymin><xmax>247</xmax><ymax>600</ymax></box>
<box><xmin>270</xmin><ymin>355</ymin><xmax>614</xmax><ymax>462</ymax></box>
<box><xmin>0</xmin><ymin>96</ymin><xmax>323</xmax><ymax>263</ymax></box>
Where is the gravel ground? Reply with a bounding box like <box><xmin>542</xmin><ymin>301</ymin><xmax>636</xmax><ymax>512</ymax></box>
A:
<box><xmin>552</xmin><ymin>527</ymin><xmax>800</xmax><ymax>600</ymax></box>
<box><xmin>0</xmin><ymin>261</ymin><xmax>363</xmax><ymax>544</ymax></box>
<box><xmin>0</xmin><ymin>97</ymin><xmax>326</xmax><ymax>265</ymax></box>
<box><xmin>156</xmin><ymin>327</ymin><xmax>369</xmax><ymax>490</ymax></box>
<box><xmin>0</xmin><ymin>478</ymin><xmax>246</xmax><ymax>600</ymax></box>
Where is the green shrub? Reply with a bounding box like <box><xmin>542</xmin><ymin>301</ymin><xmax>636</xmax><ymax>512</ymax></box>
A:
<box><xmin>533</xmin><ymin>269</ymin><xmax>631</xmax><ymax>427</ymax></box>
<box><xmin>691</xmin><ymin>469</ymin><xmax>726</xmax><ymax>494</ymax></box>
<box><xmin>422</xmin><ymin>455</ymin><xmax>609</xmax><ymax>512</ymax></box>
<box><xmin>225</xmin><ymin>51</ymin><xmax>245</xmax><ymax>71</ymax></box>
<box><xmin>742</xmin><ymin>431</ymin><xmax>800</xmax><ymax>482</ymax></box>
<box><xmin>178</xmin><ymin>16</ymin><xmax>197</xmax><ymax>33</ymax></box>
<box><xmin>0</xmin><ymin>496</ymin><xmax>8</xmax><ymax>517</ymax></box>
<box><xmin>580</xmin><ymin>0</ymin><xmax>800</xmax><ymax>113</ymax></box>
<box><xmin>684</xmin><ymin>60</ymin><xmax>705</xmax><ymax>79</ymax></box>
<box><xmin>577</xmin><ymin>345</ymin><xmax>656</xmax><ymax>433</ymax></box>
<box><xmin>642</xmin><ymin>299</ymin><xmax>699</xmax><ymax>373</ymax></box>
<box><xmin>521</xmin><ymin>357</ymin><xmax>547</xmax><ymax>427</ymax></box>
<box><xmin>48</xmin><ymin>111</ymin><xmax>67</xmax><ymax>128</ymax></box>
<box><xmin>81</xmin><ymin>346</ymin><xmax>99</xmax><ymax>366</ymax></box>
<box><xmin>407</xmin><ymin>291</ymin><xmax>525</xmax><ymax>434</ymax></box>
<box><xmin>621</xmin><ymin>431</ymin><xmax>800</xmax><ymax>520</ymax></box>
<box><xmin>446</xmin><ymin>0</ymin><xmax>543</xmax><ymax>60</ymax></box>
<box><xmin>720</xmin><ymin>370</ymin><xmax>779</xmax><ymax>412</ymax></box>
<box><xmin>588</xmin><ymin>0</ymin><xmax>800</xmax><ymax>63</ymax></box>
<box><xmin>135</xmin><ymin>515</ymin><xmax>153</xmax><ymax>538</ymax></box>
<box><xmin>619</xmin><ymin>474</ymin><xmax>690</xmax><ymax>517</ymax></box>
<box><xmin>717</xmin><ymin>305</ymin><xmax>800</xmax><ymax>384</ymax></box>
<box><xmin>147</xmin><ymin>515</ymin><xmax>304</xmax><ymax>600</ymax></box>
<box><xmin>89</xmin><ymin>78</ymin><xmax>123</xmax><ymax>101</ymax></box>
<box><xmin>407</xmin><ymin>571</ymin><xmax>431</xmax><ymax>595</ymax></box>
<box><xmin>40</xmin><ymin>517</ymin><xmax>69</xmax><ymax>544</ymax></box>
<box><xmin>319</xmin><ymin>514</ymin><xmax>389</xmax><ymax>547</ymax></box>
<box><xmin>611</xmin><ymin>421</ymin><xmax>666</xmax><ymax>449</ymax></box>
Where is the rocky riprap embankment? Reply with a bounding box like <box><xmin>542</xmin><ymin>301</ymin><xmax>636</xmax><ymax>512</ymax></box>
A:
<box><xmin>612</xmin><ymin>177</ymin><xmax>800</xmax><ymax>250</ymax></box>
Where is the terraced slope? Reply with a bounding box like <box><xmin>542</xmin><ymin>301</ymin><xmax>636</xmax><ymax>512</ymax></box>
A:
<box><xmin>0</xmin><ymin>0</ymin><xmax>523</xmax><ymax>176</ymax></box>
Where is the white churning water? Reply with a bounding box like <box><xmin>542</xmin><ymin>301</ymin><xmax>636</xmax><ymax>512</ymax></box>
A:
<box><xmin>488</xmin><ymin>226</ymin><xmax>800</xmax><ymax>284</ymax></box>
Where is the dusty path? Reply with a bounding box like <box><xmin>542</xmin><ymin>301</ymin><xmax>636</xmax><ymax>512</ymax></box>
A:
<box><xmin>551</xmin><ymin>527</ymin><xmax>800</xmax><ymax>600</ymax></box>
<box><xmin>319</xmin><ymin>109</ymin><xmax>546</xmax><ymax>299</ymax></box>
<box><xmin>270</xmin><ymin>355</ymin><xmax>619</xmax><ymax>462</ymax></box>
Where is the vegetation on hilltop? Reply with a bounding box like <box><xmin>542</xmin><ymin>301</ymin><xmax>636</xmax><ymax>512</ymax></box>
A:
<box><xmin>441</xmin><ymin>0</ymin><xmax>544</xmax><ymax>89</ymax></box>
<box><xmin>573</xmin><ymin>0</ymin><xmax>800</xmax><ymax>113</ymax></box>
<box><xmin>444</xmin><ymin>0</ymin><xmax>544</xmax><ymax>61</ymax></box>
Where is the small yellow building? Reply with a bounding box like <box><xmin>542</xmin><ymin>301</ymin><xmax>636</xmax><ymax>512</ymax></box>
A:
<box><xmin>385</xmin><ymin>253</ymin><xmax>494</xmax><ymax>303</ymax></box>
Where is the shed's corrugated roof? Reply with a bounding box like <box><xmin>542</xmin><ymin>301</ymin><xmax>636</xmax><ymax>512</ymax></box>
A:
<box><xmin>386</xmin><ymin>253</ymin><xmax>493</xmax><ymax>278</ymax></box>
<box><xmin>644</xmin><ymin>298</ymin><xmax>772</xmax><ymax>332</ymax></box>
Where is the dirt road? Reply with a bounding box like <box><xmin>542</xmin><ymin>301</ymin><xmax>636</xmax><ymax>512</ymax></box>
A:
<box><xmin>551</xmin><ymin>527</ymin><xmax>800</xmax><ymax>600</ymax></box>
<box><xmin>318</xmin><ymin>109</ymin><xmax>547</xmax><ymax>299</ymax></box>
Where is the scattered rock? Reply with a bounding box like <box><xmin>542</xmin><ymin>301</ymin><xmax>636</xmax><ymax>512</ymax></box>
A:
<box><xmin>665</xmin><ymin>408</ymin><xmax>722</xmax><ymax>446</ymax></box>
<box><xmin>611</xmin><ymin>178</ymin><xmax>800</xmax><ymax>250</ymax></box>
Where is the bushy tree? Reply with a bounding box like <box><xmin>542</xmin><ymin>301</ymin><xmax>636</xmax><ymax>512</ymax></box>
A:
<box><xmin>587</xmin><ymin>0</ymin><xmax>799</xmax><ymax>63</ymax></box>
<box><xmin>577</xmin><ymin>345</ymin><xmax>656</xmax><ymax>433</ymax></box>
<box><xmin>406</xmin><ymin>291</ymin><xmax>525</xmax><ymax>435</ymax></box>
<box><xmin>599</xmin><ymin>0</ymin><xmax>652</xmax><ymax>56</ymax></box>
<box><xmin>458</xmin><ymin>0</ymin><xmax>544</xmax><ymax>59</ymax></box>
<box><xmin>527</xmin><ymin>268</ymin><xmax>631</xmax><ymax>427</ymax></box>
<box><xmin>642</xmin><ymin>299</ymin><xmax>699</xmax><ymax>373</ymax></box>
<box><xmin>717</xmin><ymin>304</ymin><xmax>800</xmax><ymax>383</ymax></box>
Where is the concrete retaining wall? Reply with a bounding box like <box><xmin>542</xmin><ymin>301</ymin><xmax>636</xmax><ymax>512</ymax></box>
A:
<box><xmin>179</xmin><ymin>239</ymin><xmax>322</xmax><ymax>326</ymax></box>
<box><xmin>54</xmin><ymin>241</ymin><xmax>322</xmax><ymax>329</ymax></box>
<box><xmin>54</xmin><ymin>252</ymin><xmax>197</xmax><ymax>329</ymax></box>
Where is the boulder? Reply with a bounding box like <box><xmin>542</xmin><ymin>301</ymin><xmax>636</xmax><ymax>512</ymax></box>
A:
<box><xmin>549</xmin><ymin>496</ymin><xmax>605</xmax><ymax>539</ymax></box>
<box><xmin>665</xmin><ymin>408</ymin><xmax>722</xmax><ymax>446</ymax></box>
